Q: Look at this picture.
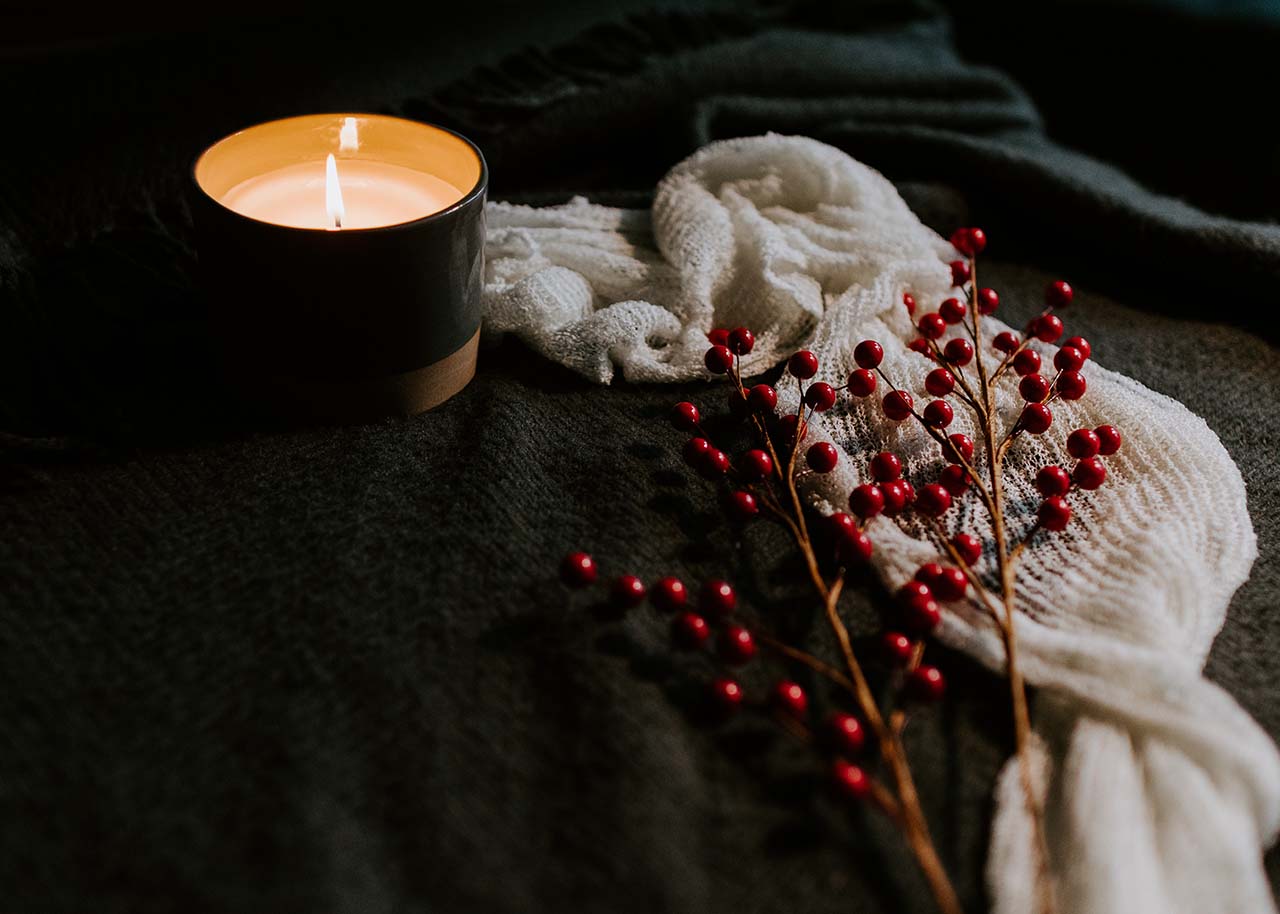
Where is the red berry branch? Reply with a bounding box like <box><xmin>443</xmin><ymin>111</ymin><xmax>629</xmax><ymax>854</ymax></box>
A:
<box><xmin>560</xmin><ymin>228</ymin><xmax>1116</xmax><ymax>914</ymax></box>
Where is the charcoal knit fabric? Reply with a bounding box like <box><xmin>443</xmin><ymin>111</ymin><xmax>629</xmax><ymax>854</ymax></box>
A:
<box><xmin>2</xmin><ymin>3</ymin><xmax>1278</xmax><ymax>913</ymax></box>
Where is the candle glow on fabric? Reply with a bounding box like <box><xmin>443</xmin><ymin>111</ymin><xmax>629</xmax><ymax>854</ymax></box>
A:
<box><xmin>218</xmin><ymin>118</ymin><xmax>464</xmax><ymax>230</ymax></box>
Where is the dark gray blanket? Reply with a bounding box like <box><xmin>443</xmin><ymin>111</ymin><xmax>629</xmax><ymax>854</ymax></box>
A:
<box><xmin>2</xmin><ymin>2</ymin><xmax>1278</xmax><ymax>911</ymax></box>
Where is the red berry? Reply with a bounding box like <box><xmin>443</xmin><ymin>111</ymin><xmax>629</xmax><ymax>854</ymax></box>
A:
<box><xmin>882</xmin><ymin>631</ymin><xmax>915</xmax><ymax>665</ymax></box>
<box><xmin>719</xmin><ymin>625</ymin><xmax>756</xmax><ymax>664</ymax></box>
<box><xmin>901</xmin><ymin>590</ymin><xmax>941</xmax><ymax>636</ymax></box>
<box><xmin>738</xmin><ymin>449</ymin><xmax>774</xmax><ymax>481</ymax></box>
<box><xmin>908</xmin><ymin>338</ymin><xmax>934</xmax><ymax>358</ymax></box>
<box><xmin>671</xmin><ymin>402</ymin><xmax>700</xmax><ymax>432</ymax></box>
<box><xmin>903</xmin><ymin>292</ymin><xmax>917</xmax><ymax>316</ymax></box>
<box><xmin>748</xmin><ymin>384</ymin><xmax>778</xmax><ymax>412</ymax></box>
<box><xmin>701</xmin><ymin>581</ymin><xmax>742</xmax><ymax>617</ymax></box>
<box><xmin>728</xmin><ymin>327</ymin><xmax>755</xmax><ymax>355</ymax></box>
<box><xmin>914</xmin><ymin>563</ymin><xmax>944</xmax><ymax>590</ymax></box>
<box><xmin>672</xmin><ymin>612</ymin><xmax>711</xmax><ymax>650</ymax></box>
<box><xmin>1073</xmin><ymin>457</ymin><xmax>1107</xmax><ymax>490</ymax></box>
<box><xmin>938</xmin><ymin>464</ymin><xmax>970</xmax><ymax>496</ymax></box>
<box><xmin>1054</xmin><ymin>345</ymin><xmax>1085</xmax><ymax>372</ymax></box>
<box><xmin>1013</xmin><ymin>349</ymin><xmax>1041</xmax><ymax>376</ymax></box>
<box><xmin>850</xmin><ymin>484</ymin><xmax>885</xmax><ymax>518</ymax></box>
<box><xmin>707</xmin><ymin>328</ymin><xmax>730</xmax><ymax>347</ymax></box>
<box><xmin>923</xmin><ymin>399</ymin><xmax>954</xmax><ymax>428</ymax></box>
<box><xmin>789</xmin><ymin>350</ymin><xmax>819</xmax><ymax>379</ymax></box>
<box><xmin>926</xmin><ymin>368</ymin><xmax>956</xmax><ymax>396</ymax></box>
<box><xmin>944</xmin><ymin>338</ymin><xmax>974</xmax><ymax>366</ymax></box>
<box><xmin>805</xmin><ymin>382</ymin><xmax>837</xmax><ymax>412</ymax></box>
<box><xmin>827</xmin><ymin>713</ymin><xmax>866</xmax><ymax>756</ymax></box>
<box><xmin>870</xmin><ymin>451</ymin><xmax>903</xmax><ymax>482</ymax></box>
<box><xmin>683</xmin><ymin>437</ymin><xmax>711</xmax><ymax>467</ymax></box>
<box><xmin>1064</xmin><ymin>336</ymin><xmax>1092</xmax><ymax>360</ymax></box>
<box><xmin>902</xmin><ymin>581</ymin><xmax>934</xmax><ymax>603</ymax></box>
<box><xmin>699</xmin><ymin>449</ymin><xmax>731</xmax><ymax>479</ymax></box>
<box><xmin>776</xmin><ymin>413</ymin><xmax>808</xmax><ymax>442</ymax></box>
<box><xmin>1019</xmin><ymin>373</ymin><xmax>1051</xmax><ymax>403</ymax></box>
<box><xmin>1046</xmin><ymin>280</ymin><xmax>1074</xmax><ymax>309</ymax></box>
<box><xmin>1020</xmin><ymin>403</ymin><xmax>1053</xmax><ymax>434</ymax></box>
<box><xmin>1038</xmin><ymin>495</ymin><xmax>1071</xmax><ymax>531</ymax></box>
<box><xmin>918</xmin><ymin>313</ymin><xmax>946</xmax><ymax>340</ymax></box>
<box><xmin>879</xmin><ymin>480</ymin><xmax>908</xmax><ymax>516</ymax></box>
<box><xmin>723</xmin><ymin>490</ymin><xmax>758</xmax><ymax>522</ymax></box>
<box><xmin>950</xmin><ymin>260</ymin><xmax>971</xmax><ymax>287</ymax></box>
<box><xmin>900</xmin><ymin>582</ymin><xmax>933</xmax><ymax>604</ymax></box>
<box><xmin>882</xmin><ymin>390</ymin><xmax>913</xmax><ymax>421</ymax></box>
<box><xmin>933</xmin><ymin>567</ymin><xmax>967</xmax><ymax>602</ymax></box>
<box><xmin>976</xmin><ymin>287</ymin><xmax>999</xmax><ymax>315</ymax></box>
<box><xmin>854</xmin><ymin>340</ymin><xmax>884</xmax><ymax>369</ymax></box>
<box><xmin>899</xmin><ymin>480</ymin><xmax>916</xmax><ymax>505</ymax></box>
<box><xmin>1031</xmin><ymin>314</ymin><xmax>1064</xmax><ymax>343</ymax></box>
<box><xmin>847</xmin><ymin>369</ymin><xmax>877</xmax><ymax>397</ymax></box>
<box><xmin>1067</xmin><ymin>428</ymin><xmax>1101</xmax><ymax>458</ymax></box>
<box><xmin>611</xmin><ymin>574</ymin><xmax>646</xmax><ymax>608</ymax></box>
<box><xmin>1035</xmin><ymin>465</ymin><xmax>1071</xmax><ymax>497</ymax></box>
<box><xmin>831</xmin><ymin>758</ymin><xmax>871</xmax><ymax>800</ymax></box>
<box><xmin>952</xmin><ymin>533</ymin><xmax>982</xmax><ymax>566</ymax></box>
<box><xmin>906</xmin><ymin>665</ymin><xmax>946</xmax><ymax>702</ymax></box>
<box><xmin>704</xmin><ymin>345</ymin><xmax>734</xmax><ymax>374</ymax></box>
<box><xmin>940</xmin><ymin>297</ymin><xmax>967</xmax><ymax>324</ymax></box>
<box><xmin>709</xmin><ymin>677</ymin><xmax>743</xmax><ymax>715</ymax></box>
<box><xmin>915</xmin><ymin>483</ymin><xmax>952</xmax><ymax>517</ymax></box>
<box><xmin>836</xmin><ymin>528</ymin><xmax>874</xmax><ymax>563</ymax></box>
<box><xmin>560</xmin><ymin>552</ymin><xmax>597</xmax><ymax>587</ymax></box>
<box><xmin>827</xmin><ymin>512</ymin><xmax>857</xmax><ymax>540</ymax></box>
<box><xmin>651</xmin><ymin>576</ymin><xmax>687</xmax><ymax>612</ymax></box>
<box><xmin>994</xmin><ymin>331</ymin><xmax>1019</xmax><ymax>354</ymax></box>
<box><xmin>1057</xmin><ymin>370</ymin><xmax>1087</xmax><ymax>400</ymax></box>
<box><xmin>943</xmin><ymin>433</ymin><xmax>973</xmax><ymax>464</ymax></box>
<box><xmin>773</xmin><ymin>681</ymin><xmax>808</xmax><ymax>719</ymax></box>
<box><xmin>951</xmin><ymin>226</ymin><xmax>986</xmax><ymax>256</ymax></box>
<box><xmin>806</xmin><ymin>442</ymin><xmax>840</xmax><ymax>473</ymax></box>
<box><xmin>1095</xmin><ymin>425</ymin><xmax>1122</xmax><ymax>455</ymax></box>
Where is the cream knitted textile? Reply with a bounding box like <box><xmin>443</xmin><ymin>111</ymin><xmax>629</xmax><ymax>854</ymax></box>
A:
<box><xmin>484</xmin><ymin>135</ymin><xmax>1280</xmax><ymax>913</ymax></box>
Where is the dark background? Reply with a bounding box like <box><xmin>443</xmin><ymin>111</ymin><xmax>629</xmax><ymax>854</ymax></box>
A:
<box><xmin>2</xmin><ymin>1</ymin><xmax>1279</xmax><ymax>912</ymax></box>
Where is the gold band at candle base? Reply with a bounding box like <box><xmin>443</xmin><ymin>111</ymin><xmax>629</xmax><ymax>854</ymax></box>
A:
<box><xmin>227</xmin><ymin>329</ymin><xmax>479</xmax><ymax>423</ymax></box>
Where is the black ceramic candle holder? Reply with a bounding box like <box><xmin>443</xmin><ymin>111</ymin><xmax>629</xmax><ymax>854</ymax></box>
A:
<box><xmin>191</xmin><ymin>114</ymin><xmax>487</xmax><ymax>422</ymax></box>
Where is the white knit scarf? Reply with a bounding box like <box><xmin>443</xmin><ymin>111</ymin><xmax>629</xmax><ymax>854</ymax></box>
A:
<box><xmin>484</xmin><ymin>134</ymin><xmax>1280</xmax><ymax>914</ymax></box>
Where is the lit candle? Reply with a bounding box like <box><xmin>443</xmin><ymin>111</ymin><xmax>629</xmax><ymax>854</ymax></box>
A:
<box><xmin>207</xmin><ymin>116</ymin><xmax>469</xmax><ymax>230</ymax></box>
<box><xmin>191</xmin><ymin>113</ymin><xmax>488</xmax><ymax>420</ymax></box>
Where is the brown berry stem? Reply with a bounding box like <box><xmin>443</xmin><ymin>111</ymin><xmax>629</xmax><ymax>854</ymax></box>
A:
<box><xmin>776</xmin><ymin>491</ymin><xmax>963</xmax><ymax>914</ymax></box>
<box><xmin>730</xmin><ymin>366</ymin><xmax>963</xmax><ymax>914</ymax></box>
<box><xmin>968</xmin><ymin>256</ymin><xmax>1056</xmax><ymax>914</ymax></box>
<box><xmin>752</xmin><ymin>629</ymin><xmax>854</xmax><ymax>692</ymax></box>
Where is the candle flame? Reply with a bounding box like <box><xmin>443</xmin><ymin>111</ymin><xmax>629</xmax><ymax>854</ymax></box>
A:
<box><xmin>325</xmin><ymin>153</ymin><xmax>345</xmax><ymax>230</ymax></box>
<box><xmin>339</xmin><ymin>117</ymin><xmax>359</xmax><ymax>152</ymax></box>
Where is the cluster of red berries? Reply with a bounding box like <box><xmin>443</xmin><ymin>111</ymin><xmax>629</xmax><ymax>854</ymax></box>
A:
<box><xmin>672</xmin><ymin>401</ymin><xmax>768</xmax><ymax>523</ymax></box>
<box><xmin>703</xmin><ymin>326</ymin><xmax>757</xmax><ymax>375</ymax></box>
<box><xmin>559</xmin><ymin>550</ymin><xmax>932</xmax><ymax>801</ymax></box>
<box><xmin>848</xmin><ymin>230</ymin><xmax>1123</xmax><ymax>532</ymax></box>
<box><xmin>559</xmin><ymin>553</ymin><xmax>758</xmax><ymax>715</ymax></box>
<box><xmin>676</xmin><ymin>334</ymin><xmax>851</xmax><ymax>526</ymax></box>
<box><xmin>1032</xmin><ymin>423</ymin><xmax>1122</xmax><ymax>530</ymax></box>
<box><xmin>860</xmin><ymin>301</ymin><xmax>1088</xmax><ymax>443</ymax></box>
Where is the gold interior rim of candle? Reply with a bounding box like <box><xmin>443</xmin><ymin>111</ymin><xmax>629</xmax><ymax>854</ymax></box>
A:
<box><xmin>193</xmin><ymin>114</ymin><xmax>486</xmax><ymax>232</ymax></box>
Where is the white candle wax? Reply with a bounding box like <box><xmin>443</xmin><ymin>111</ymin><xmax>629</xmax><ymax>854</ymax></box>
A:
<box><xmin>220</xmin><ymin>158</ymin><xmax>463</xmax><ymax>230</ymax></box>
